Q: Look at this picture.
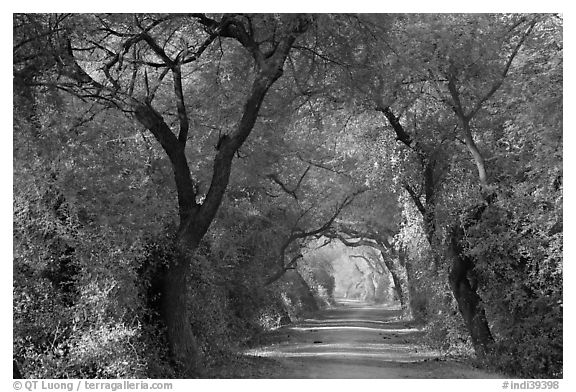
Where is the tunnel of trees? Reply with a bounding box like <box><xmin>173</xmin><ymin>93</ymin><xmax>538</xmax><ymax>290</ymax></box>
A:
<box><xmin>13</xmin><ymin>13</ymin><xmax>562</xmax><ymax>379</ymax></box>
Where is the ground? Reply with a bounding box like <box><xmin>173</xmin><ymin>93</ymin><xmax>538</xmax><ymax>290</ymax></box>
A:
<box><xmin>232</xmin><ymin>299</ymin><xmax>503</xmax><ymax>378</ymax></box>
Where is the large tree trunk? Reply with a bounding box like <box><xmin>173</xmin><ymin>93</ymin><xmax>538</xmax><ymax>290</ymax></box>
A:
<box><xmin>159</xmin><ymin>253</ymin><xmax>201</xmax><ymax>376</ymax></box>
<box><xmin>381</xmin><ymin>253</ymin><xmax>411</xmax><ymax>317</ymax></box>
<box><xmin>447</xmin><ymin>225</ymin><xmax>494</xmax><ymax>356</ymax></box>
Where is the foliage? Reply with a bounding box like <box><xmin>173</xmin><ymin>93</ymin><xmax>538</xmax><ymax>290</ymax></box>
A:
<box><xmin>14</xmin><ymin>13</ymin><xmax>562</xmax><ymax>379</ymax></box>
<box><xmin>299</xmin><ymin>253</ymin><xmax>336</xmax><ymax>307</ymax></box>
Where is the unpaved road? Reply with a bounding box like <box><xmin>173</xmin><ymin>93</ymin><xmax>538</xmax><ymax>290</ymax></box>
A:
<box><xmin>245</xmin><ymin>299</ymin><xmax>502</xmax><ymax>378</ymax></box>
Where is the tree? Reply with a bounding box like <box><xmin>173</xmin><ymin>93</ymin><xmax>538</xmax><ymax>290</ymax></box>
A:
<box><xmin>14</xmin><ymin>13</ymin><xmax>311</xmax><ymax>376</ymax></box>
<box><xmin>428</xmin><ymin>14</ymin><xmax>541</xmax><ymax>356</ymax></box>
<box><xmin>327</xmin><ymin>13</ymin><xmax>559</xmax><ymax>358</ymax></box>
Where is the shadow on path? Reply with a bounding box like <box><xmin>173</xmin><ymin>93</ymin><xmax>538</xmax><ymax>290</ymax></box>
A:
<box><xmin>244</xmin><ymin>299</ymin><xmax>501</xmax><ymax>378</ymax></box>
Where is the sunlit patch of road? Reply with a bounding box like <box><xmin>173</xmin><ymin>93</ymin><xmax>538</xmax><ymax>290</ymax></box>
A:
<box><xmin>244</xmin><ymin>299</ymin><xmax>502</xmax><ymax>378</ymax></box>
<box><xmin>247</xmin><ymin>341</ymin><xmax>438</xmax><ymax>362</ymax></box>
<box><xmin>289</xmin><ymin>326</ymin><xmax>420</xmax><ymax>333</ymax></box>
<box><xmin>304</xmin><ymin>318</ymin><xmax>390</xmax><ymax>324</ymax></box>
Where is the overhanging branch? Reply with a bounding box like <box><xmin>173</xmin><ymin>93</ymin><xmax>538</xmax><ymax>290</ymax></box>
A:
<box><xmin>265</xmin><ymin>189</ymin><xmax>365</xmax><ymax>286</ymax></box>
<box><xmin>467</xmin><ymin>18</ymin><xmax>538</xmax><ymax>121</ymax></box>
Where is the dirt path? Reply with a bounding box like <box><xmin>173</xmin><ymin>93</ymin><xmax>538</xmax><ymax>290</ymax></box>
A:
<box><xmin>244</xmin><ymin>299</ymin><xmax>502</xmax><ymax>378</ymax></box>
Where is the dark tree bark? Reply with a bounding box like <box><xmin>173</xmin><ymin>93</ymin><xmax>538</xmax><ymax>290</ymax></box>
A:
<box><xmin>380</xmin><ymin>253</ymin><xmax>411</xmax><ymax>315</ymax></box>
<box><xmin>447</xmin><ymin>224</ymin><xmax>494</xmax><ymax>356</ymax></box>
<box><xmin>159</xmin><ymin>254</ymin><xmax>201</xmax><ymax>375</ymax></box>
<box><xmin>378</xmin><ymin>105</ymin><xmax>440</xmax><ymax>265</ymax></box>
<box><xmin>13</xmin><ymin>360</ymin><xmax>23</xmax><ymax>379</ymax></box>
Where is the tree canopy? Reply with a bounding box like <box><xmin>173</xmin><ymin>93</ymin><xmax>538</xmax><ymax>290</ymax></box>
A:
<box><xmin>13</xmin><ymin>13</ymin><xmax>562</xmax><ymax>379</ymax></box>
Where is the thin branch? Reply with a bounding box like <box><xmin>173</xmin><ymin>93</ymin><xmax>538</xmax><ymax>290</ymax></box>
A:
<box><xmin>268</xmin><ymin>173</ymin><xmax>299</xmax><ymax>200</ymax></box>
<box><xmin>296</xmin><ymin>153</ymin><xmax>347</xmax><ymax>176</ymax></box>
<box><xmin>102</xmin><ymin>34</ymin><xmax>146</xmax><ymax>90</ymax></box>
<box><xmin>140</xmin><ymin>32</ymin><xmax>174</xmax><ymax>67</ymax></box>
<box><xmin>148</xmin><ymin>67</ymin><xmax>170</xmax><ymax>103</ymax></box>
<box><xmin>68</xmin><ymin>105</ymin><xmax>107</xmax><ymax>134</ymax></box>
<box><xmin>403</xmin><ymin>181</ymin><xmax>427</xmax><ymax>218</ymax></box>
<box><xmin>285</xmin><ymin>253</ymin><xmax>303</xmax><ymax>270</ymax></box>
<box><xmin>294</xmin><ymin>166</ymin><xmax>311</xmax><ymax>192</ymax></box>
<box><xmin>267</xmin><ymin>166</ymin><xmax>311</xmax><ymax>200</ymax></box>
<box><xmin>326</xmin><ymin>231</ymin><xmax>387</xmax><ymax>254</ymax></box>
<box><xmin>350</xmin><ymin>254</ymin><xmax>386</xmax><ymax>275</ymax></box>
<box><xmin>192</xmin><ymin>13</ymin><xmax>265</xmax><ymax>67</ymax></box>
<box><xmin>466</xmin><ymin>18</ymin><xmax>538</xmax><ymax>120</ymax></box>
<box><xmin>375</xmin><ymin>105</ymin><xmax>427</xmax><ymax>162</ymax></box>
<box><xmin>180</xmin><ymin>26</ymin><xmax>223</xmax><ymax>65</ymax></box>
<box><xmin>266</xmin><ymin>189</ymin><xmax>365</xmax><ymax>286</ymax></box>
<box><xmin>292</xmin><ymin>45</ymin><xmax>347</xmax><ymax>67</ymax></box>
<box><xmin>314</xmin><ymin>237</ymin><xmax>334</xmax><ymax>250</ymax></box>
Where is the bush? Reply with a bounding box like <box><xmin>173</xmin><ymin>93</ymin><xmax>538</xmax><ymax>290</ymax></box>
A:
<box><xmin>466</xmin><ymin>201</ymin><xmax>562</xmax><ymax>378</ymax></box>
